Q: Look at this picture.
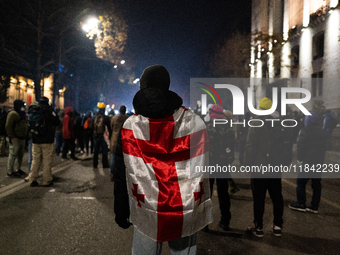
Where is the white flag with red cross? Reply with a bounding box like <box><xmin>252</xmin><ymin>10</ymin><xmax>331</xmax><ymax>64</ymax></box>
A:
<box><xmin>122</xmin><ymin>106</ymin><xmax>213</xmax><ymax>242</ymax></box>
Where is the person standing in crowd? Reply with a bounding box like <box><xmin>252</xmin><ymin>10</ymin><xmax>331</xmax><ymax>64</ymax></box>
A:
<box><xmin>245</xmin><ymin>98</ymin><xmax>288</xmax><ymax>238</ymax></box>
<box><xmin>92</xmin><ymin>102</ymin><xmax>111</xmax><ymax>169</ymax></box>
<box><xmin>5</xmin><ymin>100</ymin><xmax>28</xmax><ymax>177</ymax></box>
<box><xmin>109</xmin><ymin>105</ymin><xmax>128</xmax><ymax>181</ymax></box>
<box><xmin>108</xmin><ymin>108</ymin><xmax>115</xmax><ymax>118</ymax></box>
<box><xmin>236</xmin><ymin>111</ymin><xmax>251</xmax><ymax>166</ymax></box>
<box><xmin>55</xmin><ymin>109</ymin><xmax>64</xmax><ymax>156</ymax></box>
<box><xmin>289</xmin><ymin>112</ymin><xmax>327</xmax><ymax>213</ymax></box>
<box><xmin>114</xmin><ymin>65</ymin><xmax>212</xmax><ymax>255</ymax></box>
<box><xmin>205</xmin><ymin>105</ymin><xmax>235</xmax><ymax>231</ymax></box>
<box><xmin>28</xmin><ymin>97</ymin><xmax>60</xmax><ymax>187</ymax></box>
<box><xmin>62</xmin><ymin>107</ymin><xmax>78</xmax><ymax>160</ymax></box>
<box><xmin>0</xmin><ymin>106</ymin><xmax>8</xmax><ymax>157</ymax></box>
<box><xmin>82</xmin><ymin>110</ymin><xmax>94</xmax><ymax>155</ymax></box>
<box><xmin>73</xmin><ymin>110</ymin><xmax>84</xmax><ymax>154</ymax></box>
<box><xmin>27</xmin><ymin>101</ymin><xmax>38</xmax><ymax>174</ymax></box>
<box><xmin>293</xmin><ymin>111</ymin><xmax>303</xmax><ymax>143</ymax></box>
<box><xmin>323</xmin><ymin>109</ymin><xmax>337</xmax><ymax>150</ymax></box>
<box><xmin>224</xmin><ymin>110</ymin><xmax>240</xmax><ymax>195</ymax></box>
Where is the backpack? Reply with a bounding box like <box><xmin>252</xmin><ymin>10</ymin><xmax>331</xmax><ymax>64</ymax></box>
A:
<box><xmin>329</xmin><ymin>116</ymin><xmax>337</xmax><ymax>129</ymax></box>
<box><xmin>266</xmin><ymin>126</ymin><xmax>293</xmax><ymax>166</ymax></box>
<box><xmin>83</xmin><ymin>117</ymin><xmax>91</xmax><ymax>130</ymax></box>
<box><xmin>28</xmin><ymin>107</ymin><xmax>48</xmax><ymax>137</ymax></box>
<box><xmin>94</xmin><ymin>115</ymin><xmax>105</xmax><ymax>134</ymax></box>
<box><xmin>0</xmin><ymin>110</ymin><xmax>8</xmax><ymax>136</ymax></box>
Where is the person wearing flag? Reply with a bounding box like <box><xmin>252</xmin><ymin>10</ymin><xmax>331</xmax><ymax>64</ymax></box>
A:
<box><xmin>114</xmin><ymin>65</ymin><xmax>213</xmax><ymax>255</ymax></box>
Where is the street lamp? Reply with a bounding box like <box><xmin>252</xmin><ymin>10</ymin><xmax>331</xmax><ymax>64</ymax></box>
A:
<box><xmin>82</xmin><ymin>17</ymin><xmax>99</xmax><ymax>39</ymax></box>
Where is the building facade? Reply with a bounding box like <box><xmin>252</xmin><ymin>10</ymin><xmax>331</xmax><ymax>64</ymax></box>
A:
<box><xmin>250</xmin><ymin>0</ymin><xmax>340</xmax><ymax>118</ymax></box>
<box><xmin>0</xmin><ymin>74</ymin><xmax>65</xmax><ymax>110</ymax></box>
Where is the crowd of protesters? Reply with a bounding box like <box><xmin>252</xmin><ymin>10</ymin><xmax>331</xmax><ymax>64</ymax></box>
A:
<box><xmin>0</xmin><ymin>64</ymin><xmax>338</xmax><ymax>255</ymax></box>
<box><xmin>1</xmin><ymin>97</ymin><xmax>133</xmax><ymax>186</ymax></box>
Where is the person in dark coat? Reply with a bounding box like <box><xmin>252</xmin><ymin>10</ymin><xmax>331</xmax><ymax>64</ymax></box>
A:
<box><xmin>73</xmin><ymin>110</ymin><xmax>84</xmax><ymax>153</ymax></box>
<box><xmin>91</xmin><ymin>103</ymin><xmax>111</xmax><ymax>169</ymax></box>
<box><xmin>0</xmin><ymin>106</ymin><xmax>8</xmax><ymax>156</ymax></box>
<box><xmin>323</xmin><ymin>109</ymin><xmax>337</xmax><ymax>150</ymax></box>
<box><xmin>28</xmin><ymin>97</ymin><xmax>60</xmax><ymax>186</ymax></box>
<box><xmin>236</xmin><ymin>111</ymin><xmax>251</xmax><ymax>166</ymax></box>
<box><xmin>55</xmin><ymin>109</ymin><xmax>64</xmax><ymax>156</ymax></box>
<box><xmin>205</xmin><ymin>104</ymin><xmax>235</xmax><ymax>231</ymax></box>
<box><xmin>82</xmin><ymin>110</ymin><xmax>94</xmax><ymax>155</ymax></box>
<box><xmin>245</xmin><ymin>98</ymin><xmax>286</xmax><ymax>238</ymax></box>
<box><xmin>289</xmin><ymin>112</ymin><xmax>327</xmax><ymax>213</ymax></box>
<box><xmin>109</xmin><ymin>105</ymin><xmax>128</xmax><ymax>181</ymax></box>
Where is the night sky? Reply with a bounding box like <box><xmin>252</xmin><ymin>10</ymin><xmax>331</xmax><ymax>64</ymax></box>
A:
<box><xmin>108</xmin><ymin>0</ymin><xmax>251</xmax><ymax>110</ymax></box>
<box><xmin>0</xmin><ymin>0</ymin><xmax>251</xmax><ymax>112</ymax></box>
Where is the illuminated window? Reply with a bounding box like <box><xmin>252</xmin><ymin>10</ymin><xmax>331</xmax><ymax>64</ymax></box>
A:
<box><xmin>312</xmin><ymin>32</ymin><xmax>324</xmax><ymax>60</ymax></box>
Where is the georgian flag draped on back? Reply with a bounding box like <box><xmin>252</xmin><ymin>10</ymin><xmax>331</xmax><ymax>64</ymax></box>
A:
<box><xmin>122</xmin><ymin>106</ymin><xmax>213</xmax><ymax>242</ymax></box>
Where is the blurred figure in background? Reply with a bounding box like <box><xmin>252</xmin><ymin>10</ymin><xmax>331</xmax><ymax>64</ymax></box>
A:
<box><xmin>205</xmin><ymin>104</ymin><xmax>235</xmax><ymax>231</ymax></box>
<box><xmin>82</xmin><ymin>110</ymin><xmax>94</xmax><ymax>155</ymax></box>
<box><xmin>0</xmin><ymin>106</ymin><xmax>8</xmax><ymax>157</ymax></box>
<box><xmin>92</xmin><ymin>102</ymin><xmax>111</xmax><ymax>169</ymax></box>
<box><xmin>290</xmin><ymin>112</ymin><xmax>327</xmax><ymax>214</ymax></box>
<box><xmin>27</xmin><ymin>101</ymin><xmax>39</xmax><ymax>174</ymax></box>
<box><xmin>5</xmin><ymin>100</ymin><xmax>28</xmax><ymax>177</ymax></box>
<box><xmin>109</xmin><ymin>105</ymin><xmax>128</xmax><ymax>181</ymax></box>
<box><xmin>62</xmin><ymin>107</ymin><xmax>78</xmax><ymax>160</ymax></box>
<box><xmin>73</xmin><ymin>110</ymin><xmax>84</xmax><ymax>154</ymax></box>
<box><xmin>55</xmin><ymin>109</ymin><xmax>64</xmax><ymax>156</ymax></box>
<box><xmin>323</xmin><ymin>109</ymin><xmax>337</xmax><ymax>150</ymax></box>
<box><xmin>28</xmin><ymin>97</ymin><xmax>60</xmax><ymax>187</ymax></box>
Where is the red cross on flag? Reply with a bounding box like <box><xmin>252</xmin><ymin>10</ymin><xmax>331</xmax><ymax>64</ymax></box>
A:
<box><xmin>122</xmin><ymin>106</ymin><xmax>213</xmax><ymax>242</ymax></box>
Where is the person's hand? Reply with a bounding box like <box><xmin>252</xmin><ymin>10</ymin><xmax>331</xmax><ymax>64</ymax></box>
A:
<box><xmin>115</xmin><ymin>215</ymin><xmax>132</xmax><ymax>229</ymax></box>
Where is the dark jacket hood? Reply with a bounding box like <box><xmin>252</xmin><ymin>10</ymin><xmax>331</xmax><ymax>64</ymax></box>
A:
<box><xmin>133</xmin><ymin>87</ymin><xmax>183</xmax><ymax>119</ymax></box>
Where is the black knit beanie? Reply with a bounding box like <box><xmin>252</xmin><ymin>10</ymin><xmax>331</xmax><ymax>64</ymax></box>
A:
<box><xmin>139</xmin><ymin>65</ymin><xmax>170</xmax><ymax>91</ymax></box>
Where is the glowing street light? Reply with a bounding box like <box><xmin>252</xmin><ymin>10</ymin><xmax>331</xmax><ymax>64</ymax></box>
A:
<box><xmin>82</xmin><ymin>17</ymin><xmax>100</xmax><ymax>40</ymax></box>
<box><xmin>120</xmin><ymin>60</ymin><xmax>125</xmax><ymax>65</ymax></box>
<box><xmin>82</xmin><ymin>17</ymin><xmax>99</xmax><ymax>32</ymax></box>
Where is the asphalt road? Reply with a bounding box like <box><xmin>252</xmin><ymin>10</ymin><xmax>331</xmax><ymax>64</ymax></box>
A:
<box><xmin>0</xmin><ymin>149</ymin><xmax>340</xmax><ymax>255</ymax></box>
